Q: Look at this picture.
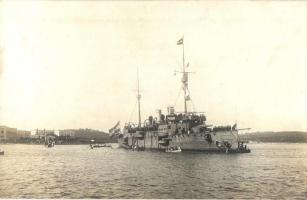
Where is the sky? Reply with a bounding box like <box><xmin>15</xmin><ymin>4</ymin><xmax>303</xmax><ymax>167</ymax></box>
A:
<box><xmin>0</xmin><ymin>1</ymin><xmax>306</xmax><ymax>132</ymax></box>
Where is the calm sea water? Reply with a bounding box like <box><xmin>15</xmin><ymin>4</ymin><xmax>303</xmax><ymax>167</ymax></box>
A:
<box><xmin>0</xmin><ymin>143</ymin><xmax>307</xmax><ymax>199</ymax></box>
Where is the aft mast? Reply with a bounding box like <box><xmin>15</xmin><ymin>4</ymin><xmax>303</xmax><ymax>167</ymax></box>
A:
<box><xmin>137</xmin><ymin>68</ymin><xmax>142</xmax><ymax>128</ymax></box>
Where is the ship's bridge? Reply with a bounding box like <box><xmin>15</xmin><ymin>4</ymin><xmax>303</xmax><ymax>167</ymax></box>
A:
<box><xmin>166</xmin><ymin>112</ymin><xmax>206</xmax><ymax>124</ymax></box>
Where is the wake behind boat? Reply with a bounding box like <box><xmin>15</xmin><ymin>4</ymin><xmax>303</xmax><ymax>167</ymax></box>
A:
<box><xmin>109</xmin><ymin>37</ymin><xmax>250</xmax><ymax>154</ymax></box>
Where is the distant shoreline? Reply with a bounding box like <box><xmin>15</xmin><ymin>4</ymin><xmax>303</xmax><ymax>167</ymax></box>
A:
<box><xmin>0</xmin><ymin>142</ymin><xmax>118</xmax><ymax>145</ymax></box>
<box><xmin>0</xmin><ymin>138</ymin><xmax>117</xmax><ymax>145</ymax></box>
<box><xmin>2</xmin><ymin>131</ymin><xmax>307</xmax><ymax>145</ymax></box>
<box><xmin>241</xmin><ymin>131</ymin><xmax>307</xmax><ymax>143</ymax></box>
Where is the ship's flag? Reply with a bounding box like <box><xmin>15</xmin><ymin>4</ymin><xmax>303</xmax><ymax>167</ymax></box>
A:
<box><xmin>177</xmin><ymin>37</ymin><xmax>183</xmax><ymax>45</ymax></box>
<box><xmin>109</xmin><ymin>121</ymin><xmax>120</xmax><ymax>132</ymax></box>
<box><xmin>109</xmin><ymin>121</ymin><xmax>121</xmax><ymax>137</ymax></box>
<box><xmin>232</xmin><ymin>123</ymin><xmax>237</xmax><ymax>131</ymax></box>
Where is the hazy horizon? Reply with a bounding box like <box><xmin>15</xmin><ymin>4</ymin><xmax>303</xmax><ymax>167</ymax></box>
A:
<box><xmin>0</xmin><ymin>1</ymin><xmax>306</xmax><ymax>132</ymax></box>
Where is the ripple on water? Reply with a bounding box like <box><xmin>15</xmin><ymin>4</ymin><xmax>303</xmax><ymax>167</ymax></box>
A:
<box><xmin>1</xmin><ymin>143</ymin><xmax>307</xmax><ymax>198</ymax></box>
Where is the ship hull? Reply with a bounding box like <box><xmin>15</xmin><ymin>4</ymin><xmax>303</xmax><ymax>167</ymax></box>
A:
<box><xmin>118</xmin><ymin>130</ymin><xmax>250</xmax><ymax>153</ymax></box>
<box><xmin>118</xmin><ymin>143</ymin><xmax>250</xmax><ymax>154</ymax></box>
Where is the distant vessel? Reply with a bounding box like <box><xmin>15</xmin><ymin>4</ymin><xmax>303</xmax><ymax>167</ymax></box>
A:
<box><xmin>89</xmin><ymin>140</ymin><xmax>112</xmax><ymax>149</ymax></box>
<box><xmin>90</xmin><ymin>144</ymin><xmax>112</xmax><ymax>149</ymax></box>
<box><xmin>110</xmin><ymin>37</ymin><xmax>250</xmax><ymax>153</ymax></box>
<box><xmin>43</xmin><ymin>129</ymin><xmax>55</xmax><ymax>148</ymax></box>
<box><xmin>0</xmin><ymin>138</ymin><xmax>4</xmax><ymax>155</ymax></box>
<box><xmin>47</xmin><ymin>141</ymin><xmax>55</xmax><ymax>148</ymax></box>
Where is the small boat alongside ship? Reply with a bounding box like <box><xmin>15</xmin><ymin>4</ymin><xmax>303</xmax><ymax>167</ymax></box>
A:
<box><xmin>166</xmin><ymin>146</ymin><xmax>181</xmax><ymax>153</ymax></box>
<box><xmin>109</xmin><ymin>37</ymin><xmax>250</xmax><ymax>154</ymax></box>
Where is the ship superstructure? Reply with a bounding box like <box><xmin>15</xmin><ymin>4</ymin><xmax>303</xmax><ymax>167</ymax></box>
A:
<box><xmin>111</xmin><ymin>37</ymin><xmax>250</xmax><ymax>153</ymax></box>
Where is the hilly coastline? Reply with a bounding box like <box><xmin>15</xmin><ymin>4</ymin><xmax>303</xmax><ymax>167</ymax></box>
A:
<box><xmin>241</xmin><ymin>131</ymin><xmax>307</xmax><ymax>143</ymax></box>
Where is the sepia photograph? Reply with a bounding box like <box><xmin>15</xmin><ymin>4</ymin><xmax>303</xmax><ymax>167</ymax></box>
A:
<box><xmin>0</xmin><ymin>0</ymin><xmax>306</xmax><ymax>199</ymax></box>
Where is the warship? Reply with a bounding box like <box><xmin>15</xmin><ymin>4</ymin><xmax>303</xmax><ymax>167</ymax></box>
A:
<box><xmin>109</xmin><ymin>37</ymin><xmax>250</xmax><ymax>153</ymax></box>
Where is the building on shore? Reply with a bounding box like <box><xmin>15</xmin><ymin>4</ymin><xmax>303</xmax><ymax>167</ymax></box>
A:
<box><xmin>0</xmin><ymin>126</ymin><xmax>18</xmax><ymax>140</ymax></box>
<box><xmin>33</xmin><ymin>129</ymin><xmax>58</xmax><ymax>140</ymax></box>
<box><xmin>17</xmin><ymin>130</ymin><xmax>31</xmax><ymax>138</ymax></box>
<box><xmin>59</xmin><ymin>129</ymin><xmax>76</xmax><ymax>137</ymax></box>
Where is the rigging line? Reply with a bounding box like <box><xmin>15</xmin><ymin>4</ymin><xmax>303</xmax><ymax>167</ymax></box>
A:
<box><xmin>186</xmin><ymin>87</ymin><xmax>196</xmax><ymax>112</ymax></box>
<box><xmin>128</xmin><ymin>100</ymin><xmax>138</xmax><ymax>123</ymax></box>
<box><xmin>174</xmin><ymin>86</ymin><xmax>182</xmax><ymax>107</ymax></box>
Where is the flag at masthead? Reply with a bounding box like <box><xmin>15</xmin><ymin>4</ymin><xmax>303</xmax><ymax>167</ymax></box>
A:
<box><xmin>177</xmin><ymin>37</ymin><xmax>183</xmax><ymax>45</ymax></box>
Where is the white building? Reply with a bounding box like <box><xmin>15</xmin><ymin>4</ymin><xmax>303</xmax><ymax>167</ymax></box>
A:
<box><xmin>0</xmin><ymin>126</ymin><xmax>18</xmax><ymax>140</ymax></box>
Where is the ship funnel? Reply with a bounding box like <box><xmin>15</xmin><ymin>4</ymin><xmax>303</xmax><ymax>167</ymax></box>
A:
<box><xmin>157</xmin><ymin>109</ymin><xmax>162</xmax><ymax>121</ymax></box>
